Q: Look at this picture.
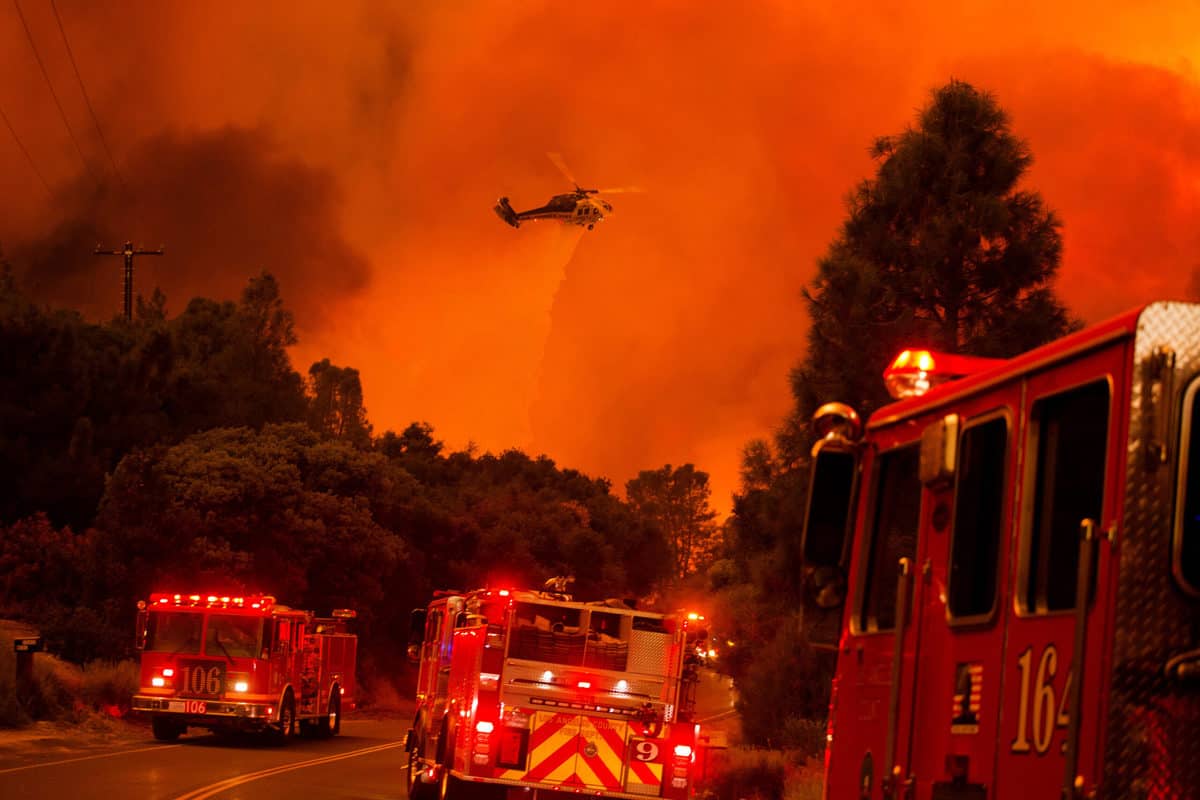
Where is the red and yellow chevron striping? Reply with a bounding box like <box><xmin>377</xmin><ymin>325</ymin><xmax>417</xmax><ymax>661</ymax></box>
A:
<box><xmin>490</xmin><ymin>711</ymin><xmax>652</xmax><ymax>793</ymax></box>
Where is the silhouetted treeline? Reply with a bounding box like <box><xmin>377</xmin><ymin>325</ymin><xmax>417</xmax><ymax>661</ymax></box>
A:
<box><xmin>0</xmin><ymin>268</ymin><xmax>670</xmax><ymax>669</ymax></box>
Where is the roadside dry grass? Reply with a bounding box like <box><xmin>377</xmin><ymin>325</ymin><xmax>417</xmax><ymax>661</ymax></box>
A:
<box><xmin>0</xmin><ymin>622</ymin><xmax>139</xmax><ymax>729</ymax></box>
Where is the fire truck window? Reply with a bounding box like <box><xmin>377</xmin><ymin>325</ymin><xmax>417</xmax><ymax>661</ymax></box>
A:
<box><xmin>948</xmin><ymin>417</ymin><xmax>1008</xmax><ymax>619</ymax></box>
<box><xmin>145</xmin><ymin>612</ymin><xmax>202</xmax><ymax>654</ymax></box>
<box><xmin>206</xmin><ymin>615</ymin><xmax>262</xmax><ymax>659</ymax></box>
<box><xmin>1176</xmin><ymin>378</ymin><xmax>1200</xmax><ymax>592</ymax></box>
<box><xmin>1025</xmin><ymin>380</ymin><xmax>1109</xmax><ymax>613</ymax></box>
<box><xmin>260</xmin><ymin>619</ymin><xmax>273</xmax><ymax>655</ymax></box>
<box><xmin>632</xmin><ymin>615</ymin><xmax>668</xmax><ymax>633</ymax></box>
<box><xmin>858</xmin><ymin>444</ymin><xmax>921</xmax><ymax>632</ymax></box>
<box><xmin>803</xmin><ymin>448</ymin><xmax>856</xmax><ymax>567</ymax></box>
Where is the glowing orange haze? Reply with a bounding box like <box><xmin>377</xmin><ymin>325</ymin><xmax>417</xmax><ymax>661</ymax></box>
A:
<box><xmin>2</xmin><ymin>2</ymin><xmax>1199</xmax><ymax>512</ymax></box>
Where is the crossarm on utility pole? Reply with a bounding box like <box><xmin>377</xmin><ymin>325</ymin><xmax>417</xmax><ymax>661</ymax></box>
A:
<box><xmin>94</xmin><ymin>240</ymin><xmax>164</xmax><ymax>321</ymax></box>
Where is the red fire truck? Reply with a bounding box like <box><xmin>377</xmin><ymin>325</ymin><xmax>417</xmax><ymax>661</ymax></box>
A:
<box><xmin>405</xmin><ymin>585</ymin><xmax>700</xmax><ymax>800</ymax></box>
<box><xmin>798</xmin><ymin>301</ymin><xmax>1200</xmax><ymax>799</ymax></box>
<box><xmin>131</xmin><ymin>592</ymin><xmax>357</xmax><ymax>742</ymax></box>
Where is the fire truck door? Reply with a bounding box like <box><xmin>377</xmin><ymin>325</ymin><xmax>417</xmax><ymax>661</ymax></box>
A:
<box><xmin>829</xmin><ymin>440</ymin><xmax>924</xmax><ymax>800</ymax></box>
<box><xmin>900</xmin><ymin>405</ymin><xmax>1017</xmax><ymax>797</ymax></box>
<box><xmin>993</xmin><ymin>346</ymin><xmax>1126</xmax><ymax>800</ymax></box>
<box><xmin>273</xmin><ymin>618</ymin><xmax>295</xmax><ymax>692</ymax></box>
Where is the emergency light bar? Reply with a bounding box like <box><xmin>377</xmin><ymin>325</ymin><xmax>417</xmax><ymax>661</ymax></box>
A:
<box><xmin>146</xmin><ymin>593</ymin><xmax>276</xmax><ymax>610</ymax></box>
<box><xmin>883</xmin><ymin>349</ymin><xmax>1005</xmax><ymax>399</ymax></box>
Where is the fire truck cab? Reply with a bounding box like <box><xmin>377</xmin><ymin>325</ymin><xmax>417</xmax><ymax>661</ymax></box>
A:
<box><xmin>801</xmin><ymin>301</ymin><xmax>1200</xmax><ymax>799</ymax></box>
<box><xmin>405</xmin><ymin>586</ymin><xmax>699</xmax><ymax>800</ymax></box>
<box><xmin>131</xmin><ymin>592</ymin><xmax>357</xmax><ymax>742</ymax></box>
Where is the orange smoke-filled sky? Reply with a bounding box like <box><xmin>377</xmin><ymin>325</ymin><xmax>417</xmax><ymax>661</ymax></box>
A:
<box><xmin>3</xmin><ymin>1</ymin><xmax>1199</xmax><ymax>511</ymax></box>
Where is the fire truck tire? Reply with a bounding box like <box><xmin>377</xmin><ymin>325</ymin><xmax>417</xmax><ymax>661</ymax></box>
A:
<box><xmin>151</xmin><ymin>716</ymin><xmax>182</xmax><ymax>742</ymax></box>
<box><xmin>436</xmin><ymin>718</ymin><xmax>459</xmax><ymax>800</ymax></box>
<box><xmin>322</xmin><ymin>690</ymin><xmax>341</xmax><ymax>737</ymax></box>
<box><xmin>275</xmin><ymin>694</ymin><xmax>296</xmax><ymax>743</ymax></box>
<box><xmin>408</xmin><ymin>730</ymin><xmax>435</xmax><ymax>800</ymax></box>
<box><xmin>438</xmin><ymin>769</ymin><xmax>462</xmax><ymax>800</ymax></box>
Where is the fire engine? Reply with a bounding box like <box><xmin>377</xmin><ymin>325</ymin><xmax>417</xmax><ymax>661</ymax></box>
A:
<box><xmin>405</xmin><ymin>583</ymin><xmax>700</xmax><ymax>800</ymax></box>
<box><xmin>798</xmin><ymin>301</ymin><xmax>1200</xmax><ymax>799</ymax></box>
<box><xmin>131</xmin><ymin>592</ymin><xmax>357</xmax><ymax>742</ymax></box>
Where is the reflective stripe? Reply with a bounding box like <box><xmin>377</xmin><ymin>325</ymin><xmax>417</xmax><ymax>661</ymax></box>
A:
<box><xmin>488</xmin><ymin>711</ymin><xmax>631</xmax><ymax>791</ymax></box>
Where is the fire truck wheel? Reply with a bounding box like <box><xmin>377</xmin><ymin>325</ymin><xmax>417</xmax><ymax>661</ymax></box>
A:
<box><xmin>151</xmin><ymin>716</ymin><xmax>182</xmax><ymax>742</ymax></box>
<box><xmin>438</xmin><ymin>768</ymin><xmax>462</xmax><ymax>800</ymax></box>
<box><xmin>322</xmin><ymin>690</ymin><xmax>341</xmax><ymax>737</ymax></box>
<box><xmin>408</xmin><ymin>742</ymin><xmax>431</xmax><ymax>800</ymax></box>
<box><xmin>275</xmin><ymin>694</ymin><xmax>296</xmax><ymax>743</ymax></box>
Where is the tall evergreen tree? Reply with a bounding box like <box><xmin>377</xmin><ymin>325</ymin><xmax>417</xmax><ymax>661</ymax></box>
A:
<box><xmin>625</xmin><ymin>464</ymin><xmax>719</xmax><ymax>583</ymax></box>
<box><xmin>307</xmin><ymin>358</ymin><xmax>373</xmax><ymax>446</ymax></box>
<box><xmin>726</xmin><ymin>80</ymin><xmax>1082</xmax><ymax>746</ymax></box>
<box><xmin>787</xmin><ymin>79</ymin><xmax>1079</xmax><ymax>456</ymax></box>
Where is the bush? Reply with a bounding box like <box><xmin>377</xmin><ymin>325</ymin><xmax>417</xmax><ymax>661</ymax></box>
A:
<box><xmin>22</xmin><ymin>656</ymin><xmax>78</xmax><ymax>722</ymax></box>
<box><xmin>702</xmin><ymin>747</ymin><xmax>824</xmax><ymax>800</ymax></box>
<box><xmin>80</xmin><ymin>660</ymin><xmax>139</xmax><ymax>714</ymax></box>
<box><xmin>736</xmin><ymin>620</ymin><xmax>833</xmax><ymax>747</ymax></box>
<box><xmin>705</xmin><ymin>748</ymin><xmax>788</xmax><ymax>800</ymax></box>
<box><xmin>0</xmin><ymin>626</ymin><xmax>131</xmax><ymax>725</ymax></box>
<box><xmin>780</xmin><ymin>717</ymin><xmax>826</xmax><ymax>762</ymax></box>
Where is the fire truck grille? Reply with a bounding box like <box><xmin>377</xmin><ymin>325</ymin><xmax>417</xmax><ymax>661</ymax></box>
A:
<box><xmin>177</xmin><ymin>660</ymin><xmax>226</xmax><ymax>698</ymax></box>
<box><xmin>1105</xmin><ymin>303</ymin><xmax>1200</xmax><ymax>799</ymax></box>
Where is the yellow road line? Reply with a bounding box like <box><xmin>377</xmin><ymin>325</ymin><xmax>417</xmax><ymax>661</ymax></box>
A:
<box><xmin>172</xmin><ymin>740</ymin><xmax>405</xmax><ymax>800</ymax></box>
<box><xmin>0</xmin><ymin>743</ymin><xmax>183</xmax><ymax>775</ymax></box>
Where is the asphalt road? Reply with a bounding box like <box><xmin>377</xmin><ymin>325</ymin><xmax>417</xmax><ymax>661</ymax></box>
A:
<box><xmin>0</xmin><ymin>669</ymin><xmax>738</xmax><ymax>799</ymax></box>
<box><xmin>0</xmin><ymin>717</ymin><xmax>409</xmax><ymax>800</ymax></box>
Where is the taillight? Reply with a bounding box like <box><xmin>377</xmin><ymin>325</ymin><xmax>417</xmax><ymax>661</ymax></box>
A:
<box><xmin>674</xmin><ymin>745</ymin><xmax>692</xmax><ymax>758</ymax></box>
<box><xmin>475</xmin><ymin>720</ymin><xmax>495</xmax><ymax>734</ymax></box>
<box><xmin>577</xmin><ymin>681</ymin><xmax>591</xmax><ymax>690</ymax></box>
<box><xmin>162</xmin><ymin>668</ymin><xmax>175</xmax><ymax>677</ymax></box>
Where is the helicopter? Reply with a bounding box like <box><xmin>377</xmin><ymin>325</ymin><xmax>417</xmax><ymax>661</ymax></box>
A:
<box><xmin>494</xmin><ymin>153</ymin><xmax>641</xmax><ymax>231</ymax></box>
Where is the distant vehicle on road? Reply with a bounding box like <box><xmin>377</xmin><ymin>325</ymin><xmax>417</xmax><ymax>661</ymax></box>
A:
<box><xmin>131</xmin><ymin>592</ymin><xmax>356</xmax><ymax>743</ymax></box>
<box><xmin>405</xmin><ymin>583</ymin><xmax>699</xmax><ymax>800</ymax></box>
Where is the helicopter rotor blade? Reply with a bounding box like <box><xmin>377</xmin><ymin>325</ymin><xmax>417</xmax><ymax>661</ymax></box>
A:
<box><xmin>594</xmin><ymin>185</ymin><xmax>644</xmax><ymax>195</ymax></box>
<box><xmin>547</xmin><ymin>152</ymin><xmax>579</xmax><ymax>188</ymax></box>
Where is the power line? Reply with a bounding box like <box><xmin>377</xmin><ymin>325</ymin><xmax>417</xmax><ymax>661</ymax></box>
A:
<box><xmin>12</xmin><ymin>0</ymin><xmax>101</xmax><ymax>189</ymax></box>
<box><xmin>49</xmin><ymin>0</ymin><xmax>124</xmax><ymax>189</ymax></box>
<box><xmin>0</xmin><ymin>104</ymin><xmax>52</xmax><ymax>196</ymax></box>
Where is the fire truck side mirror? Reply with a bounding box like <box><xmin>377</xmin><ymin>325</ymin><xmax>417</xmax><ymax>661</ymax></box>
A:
<box><xmin>805</xmin><ymin>565</ymin><xmax>848</xmax><ymax>609</ymax></box>
<box><xmin>801</xmin><ymin>442</ymin><xmax>858</xmax><ymax>568</ymax></box>
<box><xmin>407</xmin><ymin>644</ymin><xmax>421</xmax><ymax>663</ymax></box>
<box><xmin>409</xmin><ymin>608</ymin><xmax>427</xmax><ymax>646</ymax></box>
<box><xmin>135</xmin><ymin>609</ymin><xmax>148</xmax><ymax>651</ymax></box>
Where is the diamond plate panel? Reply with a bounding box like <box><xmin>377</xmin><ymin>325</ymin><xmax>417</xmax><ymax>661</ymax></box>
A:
<box><xmin>1104</xmin><ymin>302</ymin><xmax>1200</xmax><ymax>799</ymax></box>
<box><xmin>627</xmin><ymin>630</ymin><xmax>670</xmax><ymax>675</ymax></box>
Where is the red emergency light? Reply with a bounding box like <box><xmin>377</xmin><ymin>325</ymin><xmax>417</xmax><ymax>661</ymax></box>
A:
<box><xmin>883</xmin><ymin>349</ymin><xmax>1005</xmax><ymax>399</ymax></box>
<box><xmin>147</xmin><ymin>592</ymin><xmax>274</xmax><ymax>610</ymax></box>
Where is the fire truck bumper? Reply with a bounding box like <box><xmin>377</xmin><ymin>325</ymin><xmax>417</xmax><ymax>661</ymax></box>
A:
<box><xmin>452</xmin><ymin>772</ymin><xmax>680</xmax><ymax>800</ymax></box>
<box><xmin>131</xmin><ymin>695</ymin><xmax>278</xmax><ymax>726</ymax></box>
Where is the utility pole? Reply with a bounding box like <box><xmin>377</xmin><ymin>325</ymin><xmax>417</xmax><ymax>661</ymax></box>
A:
<box><xmin>94</xmin><ymin>241</ymin><xmax>164</xmax><ymax>321</ymax></box>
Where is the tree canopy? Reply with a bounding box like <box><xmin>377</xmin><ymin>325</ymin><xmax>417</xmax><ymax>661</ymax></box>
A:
<box><xmin>625</xmin><ymin>464</ymin><xmax>720</xmax><ymax>584</ymax></box>
<box><xmin>722</xmin><ymin>80</ymin><xmax>1082</xmax><ymax>747</ymax></box>
<box><xmin>0</xmin><ymin>270</ymin><xmax>679</xmax><ymax>669</ymax></box>
<box><xmin>788</xmin><ymin>79</ymin><xmax>1079</xmax><ymax>449</ymax></box>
